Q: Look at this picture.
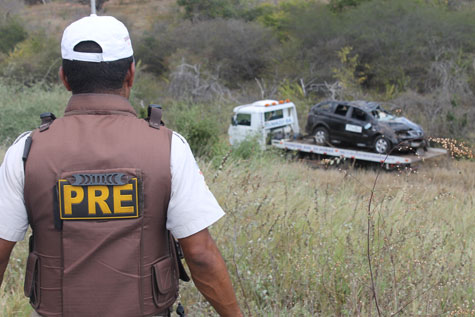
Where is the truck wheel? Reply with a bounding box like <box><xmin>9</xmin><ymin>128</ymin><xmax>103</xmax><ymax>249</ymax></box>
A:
<box><xmin>314</xmin><ymin>127</ymin><xmax>329</xmax><ymax>145</ymax></box>
<box><xmin>374</xmin><ymin>136</ymin><xmax>391</xmax><ymax>154</ymax></box>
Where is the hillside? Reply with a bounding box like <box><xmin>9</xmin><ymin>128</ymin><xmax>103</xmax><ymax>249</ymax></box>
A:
<box><xmin>16</xmin><ymin>0</ymin><xmax>176</xmax><ymax>36</ymax></box>
<box><xmin>0</xmin><ymin>1</ymin><xmax>474</xmax><ymax>314</ymax></box>
<box><xmin>2</xmin><ymin>0</ymin><xmax>474</xmax><ymax>147</ymax></box>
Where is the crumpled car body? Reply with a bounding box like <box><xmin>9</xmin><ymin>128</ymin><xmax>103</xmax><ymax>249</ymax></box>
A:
<box><xmin>305</xmin><ymin>100</ymin><xmax>427</xmax><ymax>154</ymax></box>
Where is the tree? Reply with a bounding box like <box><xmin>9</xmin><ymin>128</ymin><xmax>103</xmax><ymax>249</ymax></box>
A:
<box><xmin>177</xmin><ymin>0</ymin><xmax>241</xmax><ymax>20</ymax></box>
<box><xmin>329</xmin><ymin>0</ymin><xmax>371</xmax><ymax>12</ymax></box>
<box><xmin>0</xmin><ymin>18</ymin><xmax>27</xmax><ymax>54</ymax></box>
<box><xmin>76</xmin><ymin>0</ymin><xmax>109</xmax><ymax>10</ymax></box>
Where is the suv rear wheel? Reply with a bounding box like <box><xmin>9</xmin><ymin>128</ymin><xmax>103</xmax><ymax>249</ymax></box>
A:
<box><xmin>314</xmin><ymin>127</ymin><xmax>329</xmax><ymax>145</ymax></box>
<box><xmin>374</xmin><ymin>136</ymin><xmax>391</xmax><ymax>154</ymax></box>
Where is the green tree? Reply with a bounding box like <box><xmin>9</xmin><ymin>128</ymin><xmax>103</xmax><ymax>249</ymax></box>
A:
<box><xmin>0</xmin><ymin>18</ymin><xmax>28</xmax><ymax>54</ymax></box>
<box><xmin>329</xmin><ymin>0</ymin><xmax>371</xmax><ymax>12</ymax></box>
<box><xmin>1</xmin><ymin>31</ymin><xmax>61</xmax><ymax>85</ymax></box>
<box><xmin>177</xmin><ymin>0</ymin><xmax>241</xmax><ymax>20</ymax></box>
<box><xmin>332</xmin><ymin>46</ymin><xmax>366</xmax><ymax>98</ymax></box>
<box><xmin>136</xmin><ymin>19</ymin><xmax>277</xmax><ymax>82</ymax></box>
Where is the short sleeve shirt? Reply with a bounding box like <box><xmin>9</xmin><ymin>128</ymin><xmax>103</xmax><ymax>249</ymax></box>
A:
<box><xmin>0</xmin><ymin>132</ymin><xmax>224</xmax><ymax>241</ymax></box>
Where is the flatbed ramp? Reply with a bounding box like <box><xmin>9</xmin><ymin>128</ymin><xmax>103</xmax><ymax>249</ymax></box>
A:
<box><xmin>271</xmin><ymin>139</ymin><xmax>447</xmax><ymax>166</ymax></box>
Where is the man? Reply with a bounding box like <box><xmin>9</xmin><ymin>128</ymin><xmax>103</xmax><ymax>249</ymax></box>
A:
<box><xmin>0</xmin><ymin>14</ymin><xmax>242</xmax><ymax>317</ymax></box>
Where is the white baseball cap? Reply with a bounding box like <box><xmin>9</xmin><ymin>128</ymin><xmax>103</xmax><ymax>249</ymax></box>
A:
<box><xmin>61</xmin><ymin>14</ymin><xmax>133</xmax><ymax>62</ymax></box>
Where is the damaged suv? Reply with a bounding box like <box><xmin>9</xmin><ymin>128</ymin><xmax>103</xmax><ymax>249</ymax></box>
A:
<box><xmin>305</xmin><ymin>100</ymin><xmax>427</xmax><ymax>154</ymax></box>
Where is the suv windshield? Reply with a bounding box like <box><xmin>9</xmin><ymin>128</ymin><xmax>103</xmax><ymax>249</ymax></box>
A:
<box><xmin>371</xmin><ymin>108</ymin><xmax>395</xmax><ymax>121</ymax></box>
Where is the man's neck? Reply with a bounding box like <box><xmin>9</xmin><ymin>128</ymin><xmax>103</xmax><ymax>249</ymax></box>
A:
<box><xmin>72</xmin><ymin>88</ymin><xmax>129</xmax><ymax>99</ymax></box>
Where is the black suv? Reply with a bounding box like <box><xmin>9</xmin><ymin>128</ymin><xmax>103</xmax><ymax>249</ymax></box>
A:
<box><xmin>305</xmin><ymin>100</ymin><xmax>427</xmax><ymax>154</ymax></box>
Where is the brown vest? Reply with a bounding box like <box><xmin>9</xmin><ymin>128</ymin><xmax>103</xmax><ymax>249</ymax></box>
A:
<box><xmin>23</xmin><ymin>94</ymin><xmax>178</xmax><ymax>317</ymax></box>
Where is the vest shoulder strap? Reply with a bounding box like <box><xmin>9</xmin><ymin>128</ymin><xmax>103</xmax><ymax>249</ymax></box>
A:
<box><xmin>23</xmin><ymin>112</ymin><xmax>56</xmax><ymax>167</ymax></box>
<box><xmin>22</xmin><ymin>132</ymin><xmax>33</xmax><ymax>165</ymax></box>
<box><xmin>147</xmin><ymin>104</ymin><xmax>164</xmax><ymax>129</ymax></box>
<box><xmin>39</xmin><ymin>112</ymin><xmax>56</xmax><ymax>132</ymax></box>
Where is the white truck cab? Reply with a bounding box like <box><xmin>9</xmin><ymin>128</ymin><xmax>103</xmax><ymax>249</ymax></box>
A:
<box><xmin>228</xmin><ymin>99</ymin><xmax>300</xmax><ymax>148</ymax></box>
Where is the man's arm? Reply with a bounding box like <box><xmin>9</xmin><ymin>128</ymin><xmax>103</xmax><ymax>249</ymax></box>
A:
<box><xmin>0</xmin><ymin>238</ymin><xmax>16</xmax><ymax>288</ymax></box>
<box><xmin>179</xmin><ymin>229</ymin><xmax>242</xmax><ymax>317</ymax></box>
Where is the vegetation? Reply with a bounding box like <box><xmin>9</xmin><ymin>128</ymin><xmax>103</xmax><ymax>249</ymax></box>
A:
<box><xmin>0</xmin><ymin>18</ymin><xmax>28</xmax><ymax>55</ymax></box>
<box><xmin>177</xmin><ymin>0</ymin><xmax>242</xmax><ymax>20</ymax></box>
<box><xmin>1</xmin><ymin>0</ymin><xmax>473</xmax><ymax>144</ymax></box>
<box><xmin>0</xmin><ymin>0</ymin><xmax>474</xmax><ymax>315</ymax></box>
<box><xmin>1</xmin><ymin>146</ymin><xmax>474</xmax><ymax>315</ymax></box>
<box><xmin>0</xmin><ymin>82</ymin><xmax>69</xmax><ymax>146</ymax></box>
<box><xmin>169</xmin><ymin>104</ymin><xmax>221</xmax><ymax>158</ymax></box>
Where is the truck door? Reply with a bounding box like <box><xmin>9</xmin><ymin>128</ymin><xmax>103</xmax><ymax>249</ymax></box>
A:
<box><xmin>228</xmin><ymin>112</ymin><xmax>254</xmax><ymax>145</ymax></box>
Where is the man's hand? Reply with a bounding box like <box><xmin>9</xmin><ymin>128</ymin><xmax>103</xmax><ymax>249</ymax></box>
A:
<box><xmin>179</xmin><ymin>229</ymin><xmax>243</xmax><ymax>317</ymax></box>
<box><xmin>0</xmin><ymin>238</ymin><xmax>16</xmax><ymax>288</ymax></box>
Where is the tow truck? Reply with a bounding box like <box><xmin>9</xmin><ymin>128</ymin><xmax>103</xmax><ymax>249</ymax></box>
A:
<box><xmin>228</xmin><ymin>99</ymin><xmax>447</xmax><ymax>169</ymax></box>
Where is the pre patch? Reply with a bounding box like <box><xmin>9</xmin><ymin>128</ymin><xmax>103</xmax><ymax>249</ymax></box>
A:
<box><xmin>57</xmin><ymin>174</ymin><xmax>139</xmax><ymax>220</ymax></box>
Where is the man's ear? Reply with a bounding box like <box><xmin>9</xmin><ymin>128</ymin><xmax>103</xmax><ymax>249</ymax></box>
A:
<box><xmin>125</xmin><ymin>61</ymin><xmax>135</xmax><ymax>88</ymax></box>
<box><xmin>58</xmin><ymin>66</ymin><xmax>72</xmax><ymax>92</ymax></box>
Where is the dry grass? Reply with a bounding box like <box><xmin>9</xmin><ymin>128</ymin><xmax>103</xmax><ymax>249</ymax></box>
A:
<box><xmin>178</xmin><ymin>156</ymin><xmax>474</xmax><ymax>315</ymax></box>
<box><xmin>18</xmin><ymin>0</ymin><xmax>177</xmax><ymax>39</ymax></box>
<box><xmin>104</xmin><ymin>0</ymin><xmax>178</xmax><ymax>31</ymax></box>
<box><xmin>1</xmin><ymin>146</ymin><xmax>474</xmax><ymax>316</ymax></box>
<box><xmin>19</xmin><ymin>2</ymin><xmax>90</xmax><ymax>35</ymax></box>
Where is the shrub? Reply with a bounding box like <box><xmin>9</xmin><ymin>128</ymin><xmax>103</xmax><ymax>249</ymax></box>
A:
<box><xmin>0</xmin><ymin>18</ymin><xmax>28</xmax><ymax>54</ymax></box>
<box><xmin>168</xmin><ymin>57</ymin><xmax>233</xmax><ymax>102</ymax></box>
<box><xmin>1</xmin><ymin>31</ymin><xmax>61</xmax><ymax>85</ymax></box>
<box><xmin>0</xmin><ymin>82</ymin><xmax>69</xmax><ymax>146</ymax></box>
<box><xmin>349</xmin><ymin>1</ymin><xmax>475</xmax><ymax>92</ymax></box>
<box><xmin>328</xmin><ymin>0</ymin><xmax>370</xmax><ymax>12</ymax></box>
<box><xmin>129</xmin><ymin>62</ymin><xmax>169</xmax><ymax>118</ymax></box>
<box><xmin>24</xmin><ymin>0</ymin><xmax>108</xmax><ymax>9</ymax></box>
<box><xmin>168</xmin><ymin>105</ymin><xmax>220</xmax><ymax>158</ymax></box>
<box><xmin>23</xmin><ymin>0</ymin><xmax>43</xmax><ymax>5</ymax></box>
<box><xmin>174</xmin><ymin>19</ymin><xmax>277</xmax><ymax>82</ymax></box>
<box><xmin>230</xmin><ymin>136</ymin><xmax>263</xmax><ymax>160</ymax></box>
<box><xmin>255</xmin><ymin>0</ymin><xmax>316</xmax><ymax>41</ymax></box>
<box><xmin>177</xmin><ymin>0</ymin><xmax>240</xmax><ymax>20</ymax></box>
<box><xmin>257</xmin><ymin>2</ymin><xmax>345</xmax><ymax>85</ymax></box>
<box><xmin>76</xmin><ymin>0</ymin><xmax>109</xmax><ymax>10</ymax></box>
<box><xmin>136</xmin><ymin>19</ymin><xmax>277</xmax><ymax>83</ymax></box>
<box><xmin>265</xmin><ymin>0</ymin><xmax>475</xmax><ymax>95</ymax></box>
<box><xmin>134</xmin><ymin>22</ymin><xmax>176</xmax><ymax>77</ymax></box>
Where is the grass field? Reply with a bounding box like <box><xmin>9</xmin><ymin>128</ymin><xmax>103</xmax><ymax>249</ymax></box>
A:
<box><xmin>0</xmin><ymin>83</ymin><xmax>70</xmax><ymax>147</ymax></box>
<box><xmin>1</xmin><ymin>146</ymin><xmax>474</xmax><ymax>315</ymax></box>
<box><xmin>0</xmin><ymin>79</ymin><xmax>473</xmax><ymax>316</ymax></box>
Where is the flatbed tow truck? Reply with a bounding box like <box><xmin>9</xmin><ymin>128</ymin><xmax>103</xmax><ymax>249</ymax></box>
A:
<box><xmin>228</xmin><ymin>99</ymin><xmax>447</xmax><ymax>169</ymax></box>
<box><xmin>272</xmin><ymin>138</ymin><xmax>447</xmax><ymax>169</ymax></box>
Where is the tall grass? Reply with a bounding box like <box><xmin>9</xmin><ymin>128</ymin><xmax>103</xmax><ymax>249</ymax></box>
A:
<box><xmin>0</xmin><ymin>83</ymin><xmax>473</xmax><ymax>315</ymax></box>
<box><xmin>0</xmin><ymin>82</ymin><xmax>69</xmax><ymax>146</ymax></box>
<box><xmin>177</xmin><ymin>156</ymin><xmax>474</xmax><ymax>316</ymax></box>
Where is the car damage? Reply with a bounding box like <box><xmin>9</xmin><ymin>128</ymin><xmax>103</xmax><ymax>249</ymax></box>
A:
<box><xmin>305</xmin><ymin>100</ymin><xmax>428</xmax><ymax>154</ymax></box>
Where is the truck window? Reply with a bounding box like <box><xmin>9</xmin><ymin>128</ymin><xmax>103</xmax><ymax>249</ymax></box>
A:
<box><xmin>334</xmin><ymin>105</ymin><xmax>349</xmax><ymax>116</ymax></box>
<box><xmin>351</xmin><ymin>107</ymin><xmax>368</xmax><ymax>121</ymax></box>
<box><xmin>264</xmin><ymin>109</ymin><xmax>284</xmax><ymax>121</ymax></box>
<box><xmin>236</xmin><ymin>113</ymin><xmax>251</xmax><ymax>126</ymax></box>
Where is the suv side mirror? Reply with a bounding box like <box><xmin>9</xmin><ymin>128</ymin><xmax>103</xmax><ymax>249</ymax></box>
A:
<box><xmin>231</xmin><ymin>116</ymin><xmax>237</xmax><ymax>126</ymax></box>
